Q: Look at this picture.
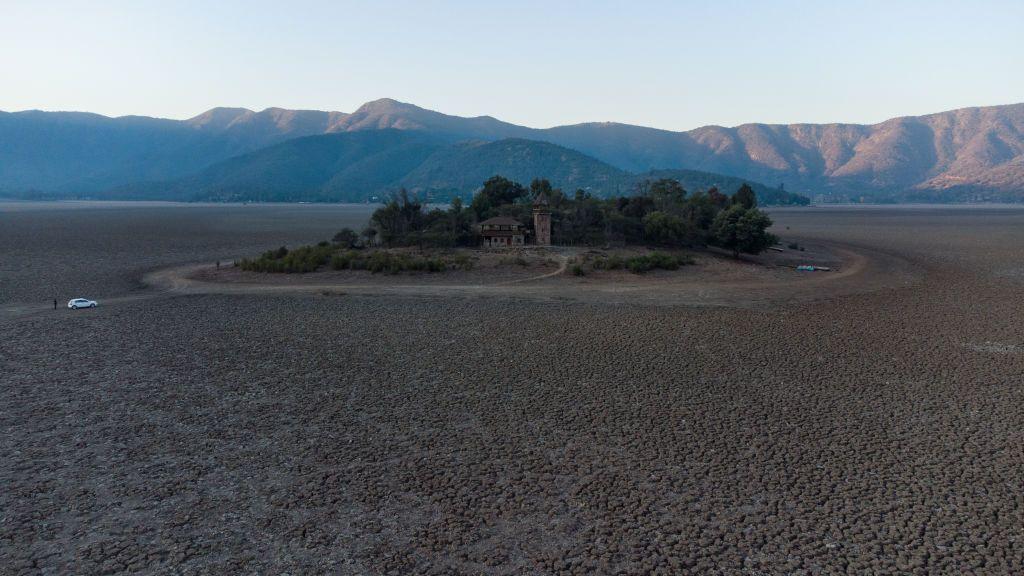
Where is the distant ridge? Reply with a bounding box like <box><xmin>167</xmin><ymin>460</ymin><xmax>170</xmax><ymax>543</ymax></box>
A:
<box><xmin>3</xmin><ymin>99</ymin><xmax>1024</xmax><ymax>201</ymax></box>
<box><xmin>109</xmin><ymin>130</ymin><xmax>804</xmax><ymax>205</ymax></box>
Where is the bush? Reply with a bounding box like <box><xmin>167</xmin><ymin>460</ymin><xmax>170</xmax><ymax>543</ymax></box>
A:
<box><xmin>333</xmin><ymin>228</ymin><xmax>360</xmax><ymax>248</ymax></box>
<box><xmin>592</xmin><ymin>252</ymin><xmax>692</xmax><ymax>273</ymax></box>
<box><xmin>592</xmin><ymin>255</ymin><xmax>625</xmax><ymax>270</ymax></box>
<box><xmin>572</xmin><ymin>264</ymin><xmax>586</xmax><ymax>276</ymax></box>
<box><xmin>329</xmin><ymin>250</ymin><xmax>446</xmax><ymax>274</ymax></box>
<box><xmin>240</xmin><ymin>244</ymin><xmax>333</xmax><ymax>273</ymax></box>
<box><xmin>626</xmin><ymin>252</ymin><xmax>691</xmax><ymax>274</ymax></box>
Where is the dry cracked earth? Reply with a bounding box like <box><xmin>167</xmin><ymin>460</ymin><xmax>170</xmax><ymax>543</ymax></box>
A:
<box><xmin>3</xmin><ymin>203</ymin><xmax>1024</xmax><ymax>575</ymax></box>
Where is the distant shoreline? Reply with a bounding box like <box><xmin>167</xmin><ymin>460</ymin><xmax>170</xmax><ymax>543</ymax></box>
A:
<box><xmin>6</xmin><ymin>198</ymin><xmax>1024</xmax><ymax>210</ymax></box>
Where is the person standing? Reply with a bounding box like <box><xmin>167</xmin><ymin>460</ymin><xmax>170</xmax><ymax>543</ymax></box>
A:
<box><xmin>53</xmin><ymin>299</ymin><xmax>57</xmax><ymax>310</ymax></box>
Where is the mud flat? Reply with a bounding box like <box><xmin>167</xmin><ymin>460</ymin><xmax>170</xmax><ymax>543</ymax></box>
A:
<box><xmin>4</xmin><ymin>204</ymin><xmax>1024</xmax><ymax>574</ymax></box>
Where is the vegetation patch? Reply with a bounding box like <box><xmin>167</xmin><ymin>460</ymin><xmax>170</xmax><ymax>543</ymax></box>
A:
<box><xmin>239</xmin><ymin>245</ymin><xmax>472</xmax><ymax>274</ymax></box>
<box><xmin>591</xmin><ymin>252</ymin><xmax>694</xmax><ymax>274</ymax></box>
<box><xmin>365</xmin><ymin>176</ymin><xmax>777</xmax><ymax>255</ymax></box>
<box><xmin>238</xmin><ymin>244</ymin><xmax>334</xmax><ymax>273</ymax></box>
<box><xmin>330</xmin><ymin>250</ymin><xmax>450</xmax><ymax>274</ymax></box>
<box><xmin>239</xmin><ymin>174</ymin><xmax>778</xmax><ymax>276</ymax></box>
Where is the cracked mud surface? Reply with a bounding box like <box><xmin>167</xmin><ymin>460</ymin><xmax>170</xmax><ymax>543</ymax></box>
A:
<box><xmin>3</xmin><ymin>203</ymin><xmax>1024</xmax><ymax>574</ymax></box>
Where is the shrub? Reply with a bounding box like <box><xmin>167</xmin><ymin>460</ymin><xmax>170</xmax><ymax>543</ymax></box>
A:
<box><xmin>328</xmin><ymin>250</ymin><xmax>447</xmax><ymax>274</ymax></box>
<box><xmin>625</xmin><ymin>252</ymin><xmax>692</xmax><ymax>274</ymax></box>
<box><xmin>333</xmin><ymin>228</ymin><xmax>360</xmax><ymax>248</ymax></box>
<box><xmin>592</xmin><ymin>255</ymin><xmax>625</xmax><ymax>270</ymax></box>
<box><xmin>451</xmin><ymin>254</ymin><xmax>474</xmax><ymax>271</ymax></box>
<box><xmin>592</xmin><ymin>252</ymin><xmax>692</xmax><ymax>273</ymax></box>
<box><xmin>572</xmin><ymin>264</ymin><xmax>586</xmax><ymax>276</ymax></box>
<box><xmin>241</xmin><ymin>244</ymin><xmax>333</xmax><ymax>273</ymax></box>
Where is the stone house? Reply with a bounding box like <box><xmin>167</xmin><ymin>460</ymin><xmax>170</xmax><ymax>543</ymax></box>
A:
<box><xmin>479</xmin><ymin>216</ymin><xmax>526</xmax><ymax>248</ymax></box>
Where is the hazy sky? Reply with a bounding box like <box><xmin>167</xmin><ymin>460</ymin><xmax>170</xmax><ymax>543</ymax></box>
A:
<box><xmin>2</xmin><ymin>0</ymin><xmax>1022</xmax><ymax>130</ymax></box>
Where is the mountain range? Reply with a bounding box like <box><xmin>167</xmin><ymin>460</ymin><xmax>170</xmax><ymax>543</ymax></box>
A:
<box><xmin>3</xmin><ymin>98</ymin><xmax>1024</xmax><ymax>202</ymax></box>
<box><xmin>108</xmin><ymin>131</ymin><xmax>802</xmax><ymax>205</ymax></box>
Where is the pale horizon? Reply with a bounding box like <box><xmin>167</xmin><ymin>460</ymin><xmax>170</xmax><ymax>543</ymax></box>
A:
<box><xmin>3</xmin><ymin>0</ymin><xmax>1023</xmax><ymax>131</ymax></box>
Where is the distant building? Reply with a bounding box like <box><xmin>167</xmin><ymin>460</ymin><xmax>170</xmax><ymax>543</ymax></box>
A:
<box><xmin>479</xmin><ymin>216</ymin><xmax>526</xmax><ymax>248</ymax></box>
<box><xmin>533</xmin><ymin>193</ymin><xmax>552</xmax><ymax>246</ymax></box>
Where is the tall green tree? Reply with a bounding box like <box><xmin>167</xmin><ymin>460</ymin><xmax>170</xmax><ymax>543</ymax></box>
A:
<box><xmin>371</xmin><ymin>189</ymin><xmax>424</xmax><ymax>246</ymax></box>
<box><xmin>733</xmin><ymin>183</ymin><xmax>758</xmax><ymax>209</ymax></box>
<box><xmin>471</xmin><ymin>176</ymin><xmax>528</xmax><ymax>220</ymax></box>
<box><xmin>710</xmin><ymin>205</ymin><xmax>776</xmax><ymax>257</ymax></box>
<box><xmin>649</xmin><ymin>178</ymin><xmax>687</xmax><ymax>212</ymax></box>
<box><xmin>735</xmin><ymin>208</ymin><xmax>777</xmax><ymax>254</ymax></box>
<box><xmin>530</xmin><ymin>178</ymin><xmax>554</xmax><ymax>199</ymax></box>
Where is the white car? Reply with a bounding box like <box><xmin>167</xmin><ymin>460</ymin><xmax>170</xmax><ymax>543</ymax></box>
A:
<box><xmin>68</xmin><ymin>298</ymin><xmax>97</xmax><ymax>309</ymax></box>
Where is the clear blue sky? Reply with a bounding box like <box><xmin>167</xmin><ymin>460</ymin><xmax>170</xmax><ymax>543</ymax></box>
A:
<box><xmin>2</xmin><ymin>0</ymin><xmax>1021</xmax><ymax>130</ymax></box>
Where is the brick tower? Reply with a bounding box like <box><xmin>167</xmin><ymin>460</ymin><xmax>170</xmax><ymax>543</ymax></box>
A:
<box><xmin>532</xmin><ymin>193</ymin><xmax>551</xmax><ymax>246</ymax></box>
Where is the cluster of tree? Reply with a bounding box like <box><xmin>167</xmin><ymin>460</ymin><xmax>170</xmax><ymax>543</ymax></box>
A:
<box><xmin>364</xmin><ymin>175</ymin><xmax>777</xmax><ymax>256</ymax></box>
<box><xmin>362</xmin><ymin>189</ymin><xmax>476</xmax><ymax>248</ymax></box>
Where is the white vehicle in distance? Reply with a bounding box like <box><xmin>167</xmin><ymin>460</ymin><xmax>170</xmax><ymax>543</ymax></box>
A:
<box><xmin>68</xmin><ymin>298</ymin><xmax>98</xmax><ymax>309</ymax></box>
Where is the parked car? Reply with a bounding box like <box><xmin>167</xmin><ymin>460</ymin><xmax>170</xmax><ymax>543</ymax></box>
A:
<box><xmin>68</xmin><ymin>298</ymin><xmax>97</xmax><ymax>309</ymax></box>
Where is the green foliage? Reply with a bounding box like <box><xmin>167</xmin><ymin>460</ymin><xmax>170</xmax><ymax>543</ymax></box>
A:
<box><xmin>735</xmin><ymin>208</ymin><xmax>777</xmax><ymax>255</ymax></box>
<box><xmin>592</xmin><ymin>252</ymin><xmax>694</xmax><ymax>273</ymax></box>
<box><xmin>470</xmin><ymin>175</ymin><xmax>528</xmax><ymax>221</ymax></box>
<box><xmin>710</xmin><ymin>205</ymin><xmax>778</xmax><ymax>257</ymax></box>
<box><xmin>371</xmin><ymin>188</ymin><xmax>477</xmax><ymax>248</ymax></box>
<box><xmin>371</xmin><ymin>188</ymin><xmax>425</xmax><ymax>246</ymax></box>
<box><xmin>733</xmin><ymin>183</ymin><xmax>758</xmax><ymax>209</ymax></box>
<box><xmin>332</xmin><ymin>228</ymin><xmax>360</xmax><ymax>248</ymax></box>
<box><xmin>530</xmin><ymin>178</ymin><xmax>554</xmax><ymax>199</ymax></box>
<box><xmin>591</xmin><ymin>255</ymin><xmax>625</xmax><ymax>270</ymax></box>
<box><xmin>626</xmin><ymin>252</ymin><xmax>689</xmax><ymax>273</ymax></box>
<box><xmin>240</xmin><ymin>244</ymin><xmax>334</xmax><ymax>273</ymax></box>
<box><xmin>648</xmin><ymin>178</ymin><xmax>687</xmax><ymax>210</ymax></box>
<box><xmin>331</xmin><ymin>250</ymin><xmax>447</xmax><ymax>274</ymax></box>
<box><xmin>572</xmin><ymin>263</ymin><xmax>586</xmax><ymax>276</ymax></box>
<box><xmin>642</xmin><ymin>170</ymin><xmax>810</xmax><ymax>206</ymax></box>
<box><xmin>642</xmin><ymin>211</ymin><xmax>694</xmax><ymax>246</ymax></box>
<box><xmin>365</xmin><ymin>176</ymin><xmax>777</xmax><ymax>255</ymax></box>
<box><xmin>499</xmin><ymin>256</ymin><xmax>529</xmax><ymax>267</ymax></box>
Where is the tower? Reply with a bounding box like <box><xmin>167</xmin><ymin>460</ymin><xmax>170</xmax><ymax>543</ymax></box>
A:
<box><xmin>532</xmin><ymin>192</ymin><xmax>551</xmax><ymax>246</ymax></box>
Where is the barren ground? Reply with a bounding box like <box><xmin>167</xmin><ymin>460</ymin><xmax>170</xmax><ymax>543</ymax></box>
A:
<box><xmin>3</xmin><ymin>203</ymin><xmax>1024</xmax><ymax>575</ymax></box>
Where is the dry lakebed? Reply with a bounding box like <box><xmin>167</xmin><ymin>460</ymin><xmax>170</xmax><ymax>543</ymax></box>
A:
<box><xmin>3</xmin><ymin>202</ymin><xmax>1024</xmax><ymax>574</ymax></box>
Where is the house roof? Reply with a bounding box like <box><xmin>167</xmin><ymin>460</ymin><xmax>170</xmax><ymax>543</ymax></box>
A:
<box><xmin>479</xmin><ymin>216</ymin><xmax>524</xmax><ymax>227</ymax></box>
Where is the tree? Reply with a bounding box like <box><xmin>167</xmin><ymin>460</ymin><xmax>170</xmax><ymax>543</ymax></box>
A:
<box><xmin>471</xmin><ymin>176</ymin><xmax>528</xmax><ymax>220</ymax></box>
<box><xmin>446</xmin><ymin>197</ymin><xmax>476</xmax><ymax>246</ymax></box>
<box><xmin>710</xmin><ymin>205</ymin><xmax>776</xmax><ymax>257</ymax></box>
<box><xmin>707</xmin><ymin>186</ymin><xmax>731</xmax><ymax>209</ymax></box>
<box><xmin>371</xmin><ymin>189</ymin><xmax>424</xmax><ymax>246</ymax></box>
<box><xmin>649</xmin><ymin>178</ymin><xmax>687</xmax><ymax>212</ymax></box>
<box><xmin>735</xmin><ymin>208</ymin><xmax>777</xmax><ymax>254</ymax></box>
<box><xmin>361</xmin><ymin>226</ymin><xmax>378</xmax><ymax>247</ymax></box>
<box><xmin>530</xmin><ymin>178</ymin><xmax>554</xmax><ymax>199</ymax></box>
<box><xmin>332</xmin><ymin>228</ymin><xmax>360</xmax><ymax>248</ymax></box>
<box><xmin>733</xmin><ymin>183</ymin><xmax>758</xmax><ymax>209</ymax></box>
<box><xmin>642</xmin><ymin>211</ymin><xmax>690</xmax><ymax>246</ymax></box>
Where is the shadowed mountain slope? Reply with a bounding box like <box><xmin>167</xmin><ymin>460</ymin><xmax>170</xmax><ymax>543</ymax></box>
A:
<box><xmin>4</xmin><ymin>100</ymin><xmax>1024</xmax><ymax>200</ymax></box>
<box><xmin>112</xmin><ymin>130</ymin><xmax>803</xmax><ymax>204</ymax></box>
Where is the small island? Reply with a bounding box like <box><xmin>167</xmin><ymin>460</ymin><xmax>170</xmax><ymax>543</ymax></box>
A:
<box><xmin>236</xmin><ymin>175</ymin><xmax>779</xmax><ymax>276</ymax></box>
